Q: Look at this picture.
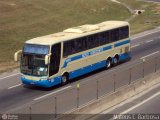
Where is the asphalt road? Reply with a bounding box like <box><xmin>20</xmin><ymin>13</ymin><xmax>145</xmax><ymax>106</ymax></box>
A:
<box><xmin>0</xmin><ymin>28</ymin><xmax>160</xmax><ymax>113</ymax></box>
<box><xmin>129</xmin><ymin>93</ymin><xmax>160</xmax><ymax>114</ymax></box>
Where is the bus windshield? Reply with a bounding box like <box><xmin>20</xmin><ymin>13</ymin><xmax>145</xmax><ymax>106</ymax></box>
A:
<box><xmin>21</xmin><ymin>44</ymin><xmax>50</xmax><ymax>76</ymax></box>
<box><xmin>21</xmin><ymin>54</ymin><xmax>48</xmax><ymax>76</ymax></box>
<box><xmin>23</xmin><ymin>44</ymin><xmax>49</xmax><ymax>55</ymax></box>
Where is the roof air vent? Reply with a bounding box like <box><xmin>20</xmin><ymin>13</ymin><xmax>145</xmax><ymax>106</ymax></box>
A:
<box><xmin>52</xmin><ymin>33</ymin><xmax>65</xmax><ymax>37</ymax></box>
<box><xmin>63</xmin><ymin>24</ymin><xmax>100</xmax><ymax>34</ymax></box>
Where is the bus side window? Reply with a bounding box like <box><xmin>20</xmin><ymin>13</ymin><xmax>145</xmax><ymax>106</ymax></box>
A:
<box><xmin>63</xmin><ymin>41</ymin><xmax>74</xmax><ymax>57</ymax></box>
<box><xmin>119</xmin><ymin>26</ymin><xmax>129</xmax><ymax>39</ymax></box>
<box><xmin>110</xmin><ymin>29</ymin><xmax>119</xmax><ymax>42</ymax></box>
<box><xmin>87</xmin><ymin>36</ymin><xmax>93</xmax><ymax>49</ymax></box>
<box><xmin>63</xmin><ymin>42</ymin><xmax>69</xmax><ymax>57</ymax></box>
<box><xmin>94</xmin><ymin>34</ymin><xmax>99</xmax><ymax>47</ymax></box>
<box><xmin>70</xmin><ymin>41</ymin><xmax>76</xmax><ymax>54</ymax></box>
<box><xmin>75</xmin><ymin>38</ymin><xmax>84</xmax><ymax>53</ymax></box>
<box><xmin>99</xmin><ymin>31</ymin><xmax>109</xmax><ymax>45</ymax></box>
<box><xmin>115</xmin><ymin>29</ymin><xmax>119</xmax><ymax>41</ymax></box>
<box><xmin>81</xmin><ymin>37</ymin><xmax>87</xmax><ymax>51</ymax></box>
<box><xmin>87</xmin><ymin>34</ymin><xmax>99</xmax><ymax>49</ymax></box>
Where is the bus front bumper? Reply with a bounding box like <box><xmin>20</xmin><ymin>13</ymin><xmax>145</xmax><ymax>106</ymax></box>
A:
<box><xmin>21</xmin><ymin>76</ymin><xmax>62</xmax><ymax>88</ymax></box>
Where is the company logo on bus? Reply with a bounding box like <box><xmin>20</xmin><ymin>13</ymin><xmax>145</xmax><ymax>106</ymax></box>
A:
<box><xmin>2</xmin><ymin>114</ymin><xmax>8</xmax><ymax>120</ymax></box>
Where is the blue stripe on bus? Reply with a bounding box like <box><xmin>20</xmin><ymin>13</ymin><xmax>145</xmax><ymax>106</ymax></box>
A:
<box><xmin>69</xmin><ymin>60</ymin><xmax>106</xmax><ymax>79</ymax></box>
<box><xmin>114</xmin><ymin>40</ymin><xmax>130</xmax><ymax>47</ymax></box>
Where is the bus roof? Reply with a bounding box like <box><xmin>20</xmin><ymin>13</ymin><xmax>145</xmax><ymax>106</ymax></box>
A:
<box><xmin>26</xmin><ymin>21</ymin><xmax>129</xmax><ymax>45</ymax></box>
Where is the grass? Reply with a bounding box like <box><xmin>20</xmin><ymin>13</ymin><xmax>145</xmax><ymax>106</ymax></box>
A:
<box><xmin>0</xmin><ymin>0</ymin><xmax>159</xmax><ymax>73</ymax></box>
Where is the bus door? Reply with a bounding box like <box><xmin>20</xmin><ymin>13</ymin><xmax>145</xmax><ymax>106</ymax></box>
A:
<box><xmin>49</xmin><ymin>43</ymin><xmax>61</xmax><ymax>76</ymax></box>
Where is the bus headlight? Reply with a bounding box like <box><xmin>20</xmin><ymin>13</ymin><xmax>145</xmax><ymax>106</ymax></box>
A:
<box><xmin>40</xmin><ymin>78</ymin><xmax>47</xmax><ymax>81</ymax></box>
<box><xmin>48</xmin><ymin>79</ymin><xmax>54</xmax><ymax>82</ymax></box>
<box><xmin>21</xmin><ymin>75</ymin><xmax>25</xmax><ymax>79</ymax></box>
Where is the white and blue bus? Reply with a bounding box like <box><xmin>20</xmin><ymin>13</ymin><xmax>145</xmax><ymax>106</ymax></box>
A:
<box><xmin>14</xmin><ymin>21</ymin><xmax>131</xmax><ymax>88</ymax></box>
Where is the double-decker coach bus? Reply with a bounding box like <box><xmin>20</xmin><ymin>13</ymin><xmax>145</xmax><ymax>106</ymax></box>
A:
<box><xmin>14</xmin><ymin>21</ymin><xmax>131</xmax><ymax>88</ymax></box>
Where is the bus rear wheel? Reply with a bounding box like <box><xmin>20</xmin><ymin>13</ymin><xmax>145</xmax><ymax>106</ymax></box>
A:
<box><xmin>106</xmin><ymin>58</ymin><xmax>112</xmax><ymax>69</ymax></box>
<box><xmin>61</xmin><ymin>74</ymin><xmax>69</xmax><ymax>85</ymax></box>
<box><xmin>113</xmin><ymin>56</ymin><xmax>119</xmax><ymax>66</ymax></box>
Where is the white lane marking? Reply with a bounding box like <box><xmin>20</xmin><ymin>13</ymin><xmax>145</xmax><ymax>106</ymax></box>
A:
<box><xmin>141</xmin><ymin>51</ymin><xmax>159</xmax><ymax>59</ymax></box>
<box><xmin>132</xmin><ymin>29</ymin><xmax>160</xmax><ymax>40</ymax></box>
<box><xmin>8</xmin><ymin>84</ymin><xmax>22</xmax><ymax>89</ymax></box>
<box><xmin>0</xmin><ymin>73</ymin><xmax>20</xmax><ymax>81</ymax></box>
<box><xmin>131</xmin><ymin>38</ymin><xmax>155</xmax><ymax>48</ymax></box>
<box><xmin>131</xmin><ymin>44</ymin><xmax>140</xmax><ymax>48</ymax></box>
<box><xmin>121</xmin><ymin>91</ymin><xmax>160</xmax><ymax>114</ymax></box>
<box><xmin>146</xmin><ymin>39</ymin><xmax>154</xmax><ymax>43</ymax></box>
<box><xmin>34</xmin><ymin>85</ymin><xmax>72</xmax><ymax>101</ymax></box>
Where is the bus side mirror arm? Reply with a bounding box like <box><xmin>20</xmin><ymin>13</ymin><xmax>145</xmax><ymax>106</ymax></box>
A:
<box><xmin>14</xmin><ymin>50</ymin><xmax>22</xmax><ymax>62</ymax></box>
<box><xmin>45</xmin><ymin>53</ymin><xmax>52</xmax><ymax>65</ymax></box>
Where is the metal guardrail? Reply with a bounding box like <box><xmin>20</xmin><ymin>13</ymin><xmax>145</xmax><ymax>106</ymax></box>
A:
<box><xmin>8</xmin><ymin>53</ymin><xmax>160</xmax><ymax>120</ymax></box>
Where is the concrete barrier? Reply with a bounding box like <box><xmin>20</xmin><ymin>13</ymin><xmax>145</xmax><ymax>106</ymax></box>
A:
<box><xmin>79</xmin><ymin>79</ymin><xmax>97</xmax><ymax>107</ymax></box>
<box><xmin>144</xmin><ymin>58</ymin><xmax>156</xmax><ymax>76</ymax></box>
<box><xmin>98</xmin><ymin>74</ymin><xmax>114</xmax><ymax>98</ymax></box>
<box><xmin>56</xmin><ymin>87</ymin><xmax>77</xmax><ymax>114</ymax></box>
<box><xmin>131</xmin><ymin>61</ymin><xmax>143</xmax><ymax>82</ymax></box>
<box><xmin>115</xmin><ymin>68</ymin><xmax>130</xmax><ymax>90</ymax></box>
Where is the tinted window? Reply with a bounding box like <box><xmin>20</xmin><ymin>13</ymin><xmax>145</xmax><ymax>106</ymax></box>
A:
<box><xmin>63</xmin><ymin>26</ymin><xmax>129</xmax><ymax>57</ymax></box>
<box><xmin>74</xmin><ymin>37</ymin><xmax>87</xmax><ymax>53</ymax></box>
<box><xmin>63</xmin><ymin>40</ymin><xmax>74</xmax><ymax>57</ymax></box>
<box><xmin>24</xmin><ymin>44</ymin><xmax>49</xmax><ymax>55</ymax></box>
<box><xmin>99</xmin><ymin>32</ymin><xmax>109</xmax><ymax>45</ymax></box>
<box><xmin>119</xmin><ymin>26</ymin><xmax>129</xmax><ymax>39</ymax></box>
<box><xmin>63</xmin><ymin>37</ymin><xmax>87</xmax><ymax>57</ymax></box>
<box><xmin>110</xmin><ymin>29</ymin><xmax>119</xmax><ymax>42</ymax></box>
<box><xmin>87</xmin><ymin>34</ymin><xmax>99</xmax><ymax>49</ymax></box>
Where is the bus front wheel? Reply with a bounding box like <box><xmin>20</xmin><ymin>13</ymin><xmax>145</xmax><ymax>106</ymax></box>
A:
<box><xmin>61</xmin><ymin>74</ymin><xmax>69</xmax><ymax>85</ymax></box>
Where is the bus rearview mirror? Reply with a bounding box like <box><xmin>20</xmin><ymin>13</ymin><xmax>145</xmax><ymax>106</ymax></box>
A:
<box><xmin>45</xmin><ymin>53</ymin><xmax>51</xmax><ymax>65</ymax></box>
<box><xmin>14</xmin><ymin>50</ymin><xmax>22</xmax><ymax>62</ymax></box>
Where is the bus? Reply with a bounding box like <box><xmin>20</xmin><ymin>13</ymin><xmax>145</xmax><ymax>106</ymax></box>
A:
<box><xmin>14</xmin><ymin>21</ymin><xmax>131</xmax><ymax>88</ymax></box>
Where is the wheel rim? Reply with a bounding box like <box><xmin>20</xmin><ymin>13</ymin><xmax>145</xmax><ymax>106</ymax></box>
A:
<box><xmin>62</xmin><ymin>76</ymin><xmax>67</xmax><ymax>83</ymax></box>
<box><xmin>107</xmin><ymin>60</ymin><xmax>111</xmax><ymax>68</ymax></box>
<box><xmin>114</xmin><ymin>58</ymin><xmax>118</xmax><ymax>64</ymax></box>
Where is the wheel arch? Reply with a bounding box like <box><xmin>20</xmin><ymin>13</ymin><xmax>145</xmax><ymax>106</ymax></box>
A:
<box><xmin>114</xmin><ymin>54</ymin><xmax>119</xmax><ymax>61</ymax></box>
<box><xmin>106</xmin><ymin>56</ymin><xmax>112</xmax><ymax>62</ymax></box>
<box><xmin>61</xmin><ymin>71</ymin><xmax>69</xmax><ymax>79</ymax></box>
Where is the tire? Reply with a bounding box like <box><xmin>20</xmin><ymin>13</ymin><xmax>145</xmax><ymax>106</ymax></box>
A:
<box><xmin>106</xmin><ymin>59</ymin><xmax>112</xmax><ymax>69</ymax></box>
<box><xmin>113</xmin><ymin>56</ymin><xmax>119</xmax><ymax>66</ymax></box>
<box><xmin>61</xmin><ymin>74</ymin><xmax>68</xmax><ymax>85</ymax></box>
